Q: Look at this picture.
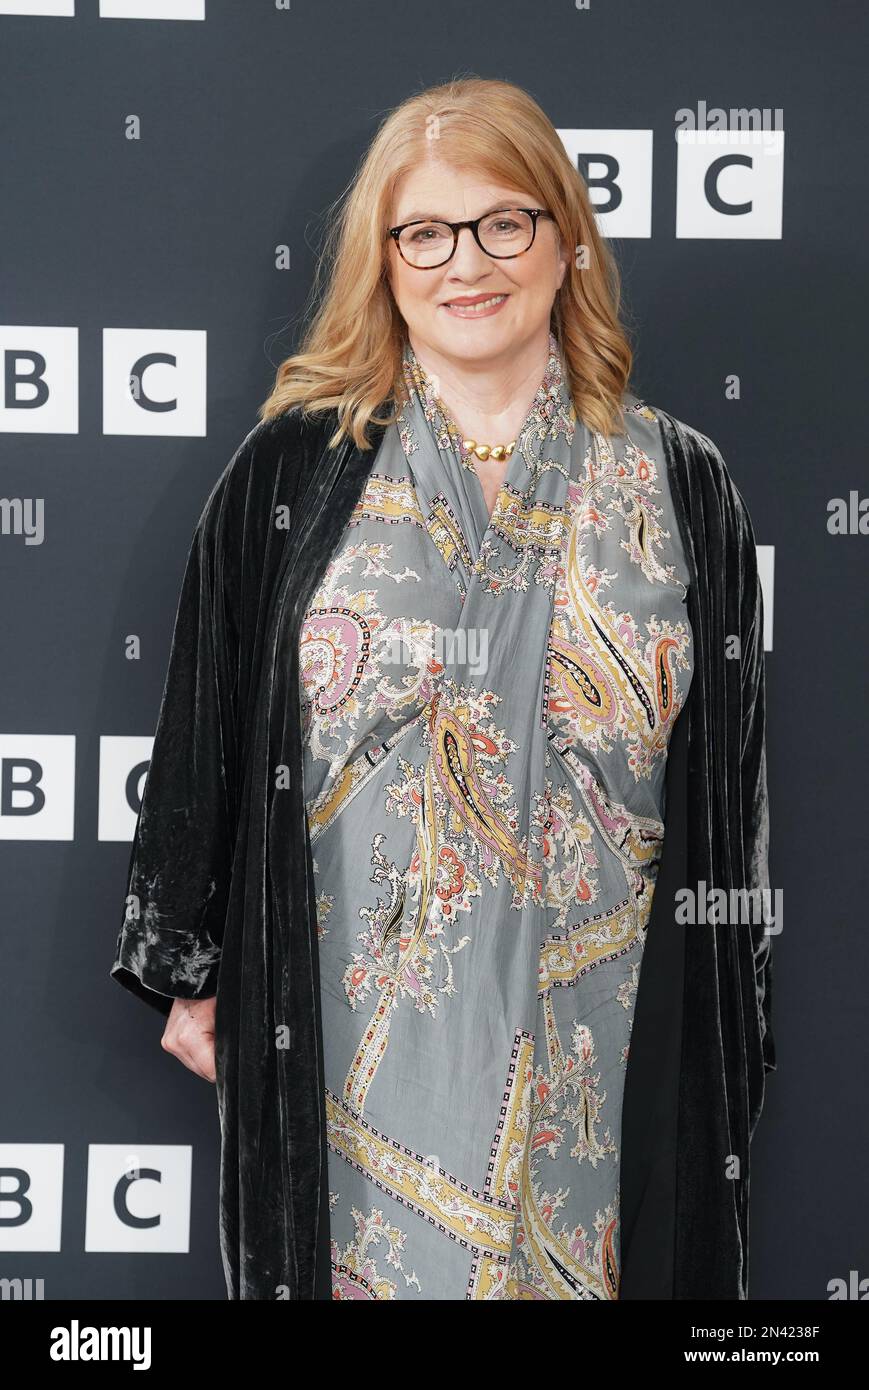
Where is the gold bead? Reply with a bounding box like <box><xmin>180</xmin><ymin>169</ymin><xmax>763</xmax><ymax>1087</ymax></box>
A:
<box><xmin>460</xmin><ymin>437</ymin><xmax>517</xmax><ymax>464</ymax></box>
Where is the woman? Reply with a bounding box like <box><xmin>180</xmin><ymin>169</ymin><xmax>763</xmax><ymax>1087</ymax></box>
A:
<box><xmin>111</xmin><ymin>77</ymin><xmax>775</xmax><ymax>1301</ymax></box>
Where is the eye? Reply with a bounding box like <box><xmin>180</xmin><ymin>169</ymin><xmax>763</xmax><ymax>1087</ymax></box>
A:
<box><xmin>407</xmin><ymin>223</ymin><xmax>450</xmax><ymax>243</ymax></box>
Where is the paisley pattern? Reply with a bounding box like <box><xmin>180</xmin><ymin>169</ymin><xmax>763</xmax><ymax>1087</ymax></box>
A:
<box><xmin>299</xmin><ymin>332</ymin><xmax>692</xmax><ymax>1299</ymax></box>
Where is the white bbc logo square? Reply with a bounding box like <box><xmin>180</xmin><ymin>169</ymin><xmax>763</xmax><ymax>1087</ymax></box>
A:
<box><xmin>559</xmin><ymin>129</ymin><xmax>653</xmax><ymax>238</ymax></box>
<box><xmin>0</xmin><ymin>1144</ymin><xmax>65</xmax><ymax>1252</ymax></box>
<box><xmin>103</xmin><ymin>328</ymin><xmax>207</xmax><ymax>436</ymax></box>
<box><xmin>0</xmin><ymin>2</ymin><xmax>74</xmax><ymax>14</ymax></box>
<box><xmin>676</xmin><ymin>129</ymin><xmax>785</xmax><ymax>238</ymax></box>
<box><xmin>98</xmin><ymin>736</ymin><xmax>153</xmax><ymax>841</ymax></box>
<box><xmin>100</xmin><ymin>0</ymin><xmax>205</xmax><ymax>16</ymax></box>
<box><xmin>0</xmin><ymin>327</ymin><xmax>78</xmax><ymax>433</ymax></box>
<box><xmin>0</xmin><ymin>735</ymin><xmax>75</xmax><ymax>840</ymax></box>
<box><xmin>85</xmin><ymin>1145</ymin><xmax>192</xmax><ymax>1253</ymax></box>
<box><xmin>756</xmin><ymin>544</ymin><xmax>775</xmax><ymax>652</ymax></box>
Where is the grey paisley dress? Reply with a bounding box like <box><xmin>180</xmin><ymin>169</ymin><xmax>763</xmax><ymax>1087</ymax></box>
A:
<box><xmin>298</xmin><ymin>332</ymin><xmax>693</xmax><ymax>1300</ymax></box>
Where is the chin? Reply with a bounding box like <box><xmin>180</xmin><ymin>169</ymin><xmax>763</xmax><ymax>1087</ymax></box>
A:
<box><xmin>436</xmin><ymin>320</ymin><xmax>518</xmax><ymax>355</ymax></box>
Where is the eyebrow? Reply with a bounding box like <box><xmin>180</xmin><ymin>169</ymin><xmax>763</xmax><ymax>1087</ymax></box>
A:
<box><xmin>395</xmin><ymin>202</ymin><xmax>520</xmax><ymax>223</ymax></box>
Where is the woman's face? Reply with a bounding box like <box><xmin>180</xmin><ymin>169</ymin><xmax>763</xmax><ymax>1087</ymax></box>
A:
<box><xmin>386</xmin><ymin>160</ymin><xmax>569</xmax><ymax>370</ymax></box>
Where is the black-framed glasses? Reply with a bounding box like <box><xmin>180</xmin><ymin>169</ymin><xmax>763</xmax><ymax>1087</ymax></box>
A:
<box><xmin>387</xmin><ymin>207</ymin><xmax>554</xmax><ymax>268</ymax></box>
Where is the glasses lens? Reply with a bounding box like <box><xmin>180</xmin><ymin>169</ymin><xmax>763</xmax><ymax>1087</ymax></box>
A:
<box><xmin>398</xmin><ymin>221</ymin><xmax>455</xmax><ymax>267</ymax></box>
<box><xmin>478</xmin><ymin>209</ymin><xmax>535</xmax><ymax>257</ymax></box>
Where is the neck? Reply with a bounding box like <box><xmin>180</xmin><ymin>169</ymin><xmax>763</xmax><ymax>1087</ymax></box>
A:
<box><xmin>408</xmin><ymin>328</ymin><xmax>552</xmax><ymax>444</ymax></box>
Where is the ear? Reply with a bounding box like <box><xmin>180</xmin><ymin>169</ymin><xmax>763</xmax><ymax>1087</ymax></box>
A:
<box><xmin>384</xmin><ymin>243</ymin><xmax>397</xmax><ymax>292</ymax></box>
<box><xmin>556</xmin><ymin>233</ymin><xmax>571</xmax><ymax>289</ymax></box>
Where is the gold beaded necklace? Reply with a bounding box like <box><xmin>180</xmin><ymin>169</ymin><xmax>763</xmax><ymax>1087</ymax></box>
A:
<box><xmin>462</xmin><ymin>437</ymin><xmax>517</xmax><ymax>463</ymax></box>
<box><xmin>402</xmin><ymin>348</ymin><xmax>519</xmax><ymax>473</ymax></box>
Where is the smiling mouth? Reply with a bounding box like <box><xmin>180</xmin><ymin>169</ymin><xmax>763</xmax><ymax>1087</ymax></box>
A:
<box><xmin>441</xmin><ymin>294</ymin><xmax>509</xmax><ymax>313</ymax></box>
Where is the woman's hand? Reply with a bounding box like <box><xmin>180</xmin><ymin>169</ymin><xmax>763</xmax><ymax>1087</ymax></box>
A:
<box><xmin>161</xmin><ymin>996</ymin><xmax>217</xmax><ymax>1082</ymax></box>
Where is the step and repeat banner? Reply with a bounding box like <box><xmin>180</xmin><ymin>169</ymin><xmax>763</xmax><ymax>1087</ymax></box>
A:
<box><xmin>1</xmin><ymin>0</ymin><xmax>866</xmax><ymax>1302</ymax></box>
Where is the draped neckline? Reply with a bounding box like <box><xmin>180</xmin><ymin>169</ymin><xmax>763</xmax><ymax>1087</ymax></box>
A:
<box><xmin>399</xmin><ymin>331</ymin><xmax>577</xmax><ymax>548</ymax></box>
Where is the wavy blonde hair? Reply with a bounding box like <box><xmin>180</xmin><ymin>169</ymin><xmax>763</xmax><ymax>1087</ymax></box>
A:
<box><xmin>259</xmin><ymin>75</ymin><xmax>634</xmax><ymax>448</ymax></box>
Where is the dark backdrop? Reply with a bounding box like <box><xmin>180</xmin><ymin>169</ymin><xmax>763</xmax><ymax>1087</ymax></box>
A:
<box><xmin>1</xmin><ymin>0</ymin><xmax>866</xmax><ymax>1301</ymax></box>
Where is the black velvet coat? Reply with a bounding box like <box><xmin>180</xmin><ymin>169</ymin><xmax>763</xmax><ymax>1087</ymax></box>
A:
<box><xmin>110</xmin><ymin>401</ymin><xmax>776</xmax><ymax>1300</ymax></box>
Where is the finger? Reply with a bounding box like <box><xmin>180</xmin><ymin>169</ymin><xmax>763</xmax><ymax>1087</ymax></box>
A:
<box><xmin>161</xmin><ymin>1023</ymin><xmax>216</xmax><ymax>1082</ymax></box>
<box><xmin>180</xmin><ymin>1040</ymin><xmax>217</xmax><ymax>1084</ymax></box>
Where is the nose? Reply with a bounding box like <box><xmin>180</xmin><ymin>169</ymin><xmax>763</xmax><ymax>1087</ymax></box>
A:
<box><xmin>448</xmin><ymin>224</ymin><xmax>493</xmax><ymax>272</ymax></box>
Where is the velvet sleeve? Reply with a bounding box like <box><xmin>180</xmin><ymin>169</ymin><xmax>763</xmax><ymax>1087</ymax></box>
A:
<box><xmin>109</xmin><ymin>455</ymin><xmax>242</xmax><ymax>1017</ymax></box>
<box><xmin>736</xmin><ymin>488</ymin><xmax>777</xmax><ymax>1077</ymax></box>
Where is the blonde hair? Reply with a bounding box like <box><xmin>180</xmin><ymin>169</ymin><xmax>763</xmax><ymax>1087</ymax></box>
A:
<box><xmin>259</xmin><ymin>75</ymin><xmax>634</xmax><ymax>448</ymax></box>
